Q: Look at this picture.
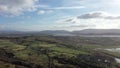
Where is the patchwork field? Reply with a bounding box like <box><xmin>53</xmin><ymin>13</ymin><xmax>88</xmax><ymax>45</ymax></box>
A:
<box><xmin>0</xmin><ymin>36</ymin><xmax>120</xmax><ymax>68</ymax></box>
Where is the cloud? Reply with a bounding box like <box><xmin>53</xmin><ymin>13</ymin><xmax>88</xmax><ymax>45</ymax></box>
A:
<box><xmin>69</xmin><ymin>25</ymin><xmax>95</xmax><ymax>28</ymax></box>
<box><xmin>38</xmin><ymin>10</ymin><xmax>45</xmax><ymax>14</ymax></box>
<box><xmin>0</xmin><ymin>0</ymin><xmax>85</xmax><ymax>16</ymax></box>
<box><xmin>77</xmin><ymin>11</ymin><xmax>120</xmax><ymax>19</ymax></box>
<box><xmin>65</xmin><ymin>11</ymin><xmax>120</xmax><ymax>23</ymax></box>
<box><xmin>61</xmin><ymin>0</ymin><xmax>84</xmax><ymax>7</ymax></box>
<box><xmin>37</xmin><ymin>10</ymin><xmax>53</xmax><ymax>15</ymax></box>
<box><xmin>49</xmin><ymin>6</ymin><xmax>85</xmax><ymax>10</ymax></box>
<box><xmin>56</xmin><ymin>11</ymin><xmax>120</xmax><ymax>30</ymax></box>
<box><xmin>0</xmin><ymin>0</ymin><xmax>39</xmax><ymax>16</ymax></box>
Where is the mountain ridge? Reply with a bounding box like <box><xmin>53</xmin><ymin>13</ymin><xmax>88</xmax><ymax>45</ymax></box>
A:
<box><xmin>1</xmin><ymin>29</ymin><xmax>120</xmax><ymax>36</ymax></box>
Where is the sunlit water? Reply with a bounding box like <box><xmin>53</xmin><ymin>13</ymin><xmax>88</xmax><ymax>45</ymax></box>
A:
<box><xmin>104</xmin><ymin>48</ymin><xmax>120</xmax><ymax>63</ymax></box>
<box><xmin>79</xmin><ymin>35</ymin><xmax>120</xmax><ymax>37</ymax></box>
<box><xmin>105</xmin><ymin>48</ymin><xmax>120</xmax><ymax>53</ymax></box>
<box><xmin>95</xmin><ymin>48</ymin><xmax>120</xmax><ymax>63</ymax></box>
<box><xmin>115</xmin><ymin>58</ymin><xmax>120</xmax><ymax>63</ymax></box>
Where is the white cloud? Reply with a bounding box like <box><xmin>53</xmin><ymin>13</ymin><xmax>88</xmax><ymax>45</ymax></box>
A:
<box><xmin>37</xmin><ymin>10</ymin><xmax>53</xmax><ymax>15</ymax></box>
<box><xmin>55</xmin><ymin>11</ymin><xmax>120</xmax><ymax>30</ymax></box>
<box><xmin>64</xmin><ymin>11</ymin><xmax>120</xmax><ymax>24</ymax></box>
<box><xmin>38</xmin><ymin>10</ymin><xmax>45</xmax><ymax>14</ymax></box>
<box><xmin>50</xmin><ymin>6</ymin><xmax>85</xmax><ymax>10</ymax></box>
<box><xmin>77</xmin><ymin>11</ymin><xmax>120</xmax><ymax>19</ymax></box>
<box><xmin>0</xmin><ymin>0</ymin><xmax>84</xmax><ymax>16</ymax></box>
<box><xmin>0</xmin><ymin>0</ymin><xmax>38</xmax><ymax>16</ymax></box>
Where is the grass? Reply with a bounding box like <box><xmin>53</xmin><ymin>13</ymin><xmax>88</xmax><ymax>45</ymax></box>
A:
<box><xmin>50</xmin><ymin>47</ymin><xmax>88</xmax><ymax>55</ymax></box>
<box><xmin>0</xmin><ymin>37</ymin><xmax>119</xmax><ymax>68</ymax></box>
<box><xmin>28</xmin><ymin>42</ymin><xmax>89</xmax><ymax>59</ymax></box>
<box><xmin>31</xmin><ymin>42</ymin><xmax>57</xmax><ymax>48</ymax></box>
<box><xmin>0</xmin><ymin>40</ymin><xmax>26</xmax><ymax>52</ymax></box>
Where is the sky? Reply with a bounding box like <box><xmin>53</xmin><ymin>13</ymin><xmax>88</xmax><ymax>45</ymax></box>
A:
<box><xmin>0</xmin><ymin>0</ymin><xmax>120</xmax><ymax>31</ymax></box>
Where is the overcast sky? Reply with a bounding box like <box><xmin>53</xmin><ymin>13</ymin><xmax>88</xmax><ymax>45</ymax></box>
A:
<box><xmin>0</xmin><ymin>0</ymin><xmax>120</xmax><ymax>31</ymax></box>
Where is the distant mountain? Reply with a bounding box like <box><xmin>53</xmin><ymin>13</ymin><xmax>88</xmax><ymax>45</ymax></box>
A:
<box><xmin>73</xmin><ymin>29</ymin><xmax>120</xmax><ymax>35</ymax></box>
<box><xmin>0</xmin><ymin>30</ymin><xmax>22</xmax><ymax>34</ymax></box>
<box><xmin>1</xmin><ymin>29</ymin><xmax>120</xmax><ymax>36</ymax></box>
<box><xmin>38</xmin><ymin>30</ymin><xmax>74</xmax><ymax>36</ymax></box>
<box><xmin>0</xmin><ymin>30</ymin><xmax>74</xmax><ymax>36</ymax></box>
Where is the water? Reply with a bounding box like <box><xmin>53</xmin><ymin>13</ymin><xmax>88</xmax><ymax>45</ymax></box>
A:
<box><xmin>79</xmin><ymin>35</ymin><xmax>120</xmax><ymax>37</ymax></box>
<box><xmin>105</xmin><ymin>48</ymin><xmax>120</xmax><ymax>53</ymax></box>
<box><xmin>115</xmin><ymin>58</ymin><xmax>120</xmax><ymax>63</ymax></box>
<box><xmin>105</xmin><ymin>48</ymin><xmax>120</xmax><ymax>63</ymax></box>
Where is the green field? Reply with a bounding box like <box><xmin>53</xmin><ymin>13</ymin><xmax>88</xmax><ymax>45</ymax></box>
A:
<box><xmin>0</xmin><ymin>36</ymin><xmax>120</xmax><ymax>68</ymax></box>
